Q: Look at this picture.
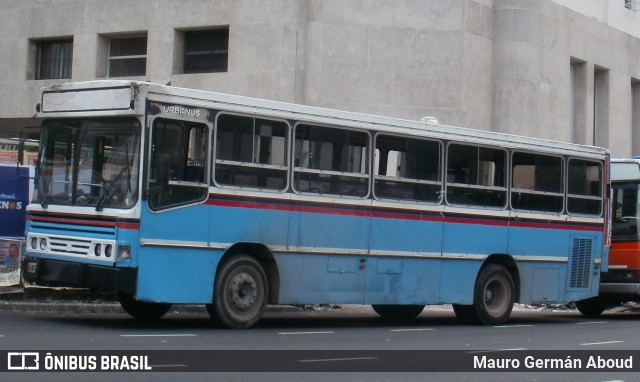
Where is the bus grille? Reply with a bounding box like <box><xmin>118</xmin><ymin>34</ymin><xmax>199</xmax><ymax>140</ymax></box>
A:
<box><xmin>48</xmin><ymin>237</ymin><xmax>93</xmax><ymax>256</ymax></box>
<box><xmin>569</xmin><ymin>238</ymin><xmax>593</xmax><ymax>289</ymax></box>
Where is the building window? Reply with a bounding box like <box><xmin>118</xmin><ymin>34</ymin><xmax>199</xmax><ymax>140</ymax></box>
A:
<box><xmin>36</xmin><ymin>39</ymin><xmax>73</xmax><ymax>80</ymax></box>
<box><xmin>183</xmin><ymin>29</ymin><xmax>229</xmax><ymax>74</ymax></box>
<box><xmin>108</xmin><ymin>36</ymin><xmax>147</xmax><ymax>77</ymax></box>
<box><xmin>625</xmin><ymin>0</ymin><xmax>639</xmax><ymax>11</ymax></box>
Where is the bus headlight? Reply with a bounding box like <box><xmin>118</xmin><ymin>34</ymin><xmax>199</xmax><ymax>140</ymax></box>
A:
<box><xmin>94</xmin><ymin>243</ymin><xmax>102</xmax><ymax>256</ymax></box>
<box><xmin>118</xmin><ymin>245</ymin><xmax>131</xmax><ymax>260</ymax></box>
<box><xmin>105</xmin><ymin>244</ymin><xmax>113</xmax><ymax>258</ymax></box>
<box><xmin>39</xmin><ymin>238</ymin><xmax>48</xmax><ymax>251</ymax></box>
<box><xmin>30</xmin><ymin>237</ymin><xmax>37</xmax><ymax>249</ymax></box>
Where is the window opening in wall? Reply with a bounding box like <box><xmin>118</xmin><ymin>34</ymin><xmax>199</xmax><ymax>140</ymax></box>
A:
<box><xmin>183</xmin><ymin>28</ymin><xmax>229</xmax><ymax>74</ymax></box>
<box><xmin>593</xmin><ymin>67</ymin><xmax>610</xmax><ymax>148</ymax></box>
<box><xmin>108</xmin><ymin>36</ymin><xmax>147</xmax><ymax>77</ymax></box>
<box><xmin>36</xmin><ymin>39</ymin><xmax>73</xmax><ymax>80</ymax></box>
<box><xmin>632</xmin><ymin>79</ymin><xmax>640</xmax><ymax>155</ymax></box>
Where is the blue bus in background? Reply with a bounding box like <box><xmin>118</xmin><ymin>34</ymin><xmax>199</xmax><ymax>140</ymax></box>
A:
<box><xmin>20</xmin><ymin>80</ymin><xmax>609</xmax><ymax>328</ymax></box>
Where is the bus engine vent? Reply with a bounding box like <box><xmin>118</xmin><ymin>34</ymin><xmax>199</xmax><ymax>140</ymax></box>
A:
<box><xmin>569</xmin><ymin>237</ymin><xmax>593</xmax><ymax>289</ymax></box>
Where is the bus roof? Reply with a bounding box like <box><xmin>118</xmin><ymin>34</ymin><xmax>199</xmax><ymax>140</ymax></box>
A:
<box><xmin>38</xmin><ymin>80</ymin><xmax>609</xmax><ymax>159</ymax></box>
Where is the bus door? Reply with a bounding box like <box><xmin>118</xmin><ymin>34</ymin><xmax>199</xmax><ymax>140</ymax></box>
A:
<box><xmin>138</xmin><ymin>111</ymin><xmax>212</xmax><ymax>303</ymax></box>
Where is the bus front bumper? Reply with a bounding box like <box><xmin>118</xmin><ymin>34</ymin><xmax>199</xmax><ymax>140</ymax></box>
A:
<box><xmin>22</xmin><ymin>257</ymin><xmax>137</xmax><ymax>294</ymax></box>
<box><xmin>599</xmin><ymin>283</ymin><xmax>640</xmax><ymax>296</ymax></box>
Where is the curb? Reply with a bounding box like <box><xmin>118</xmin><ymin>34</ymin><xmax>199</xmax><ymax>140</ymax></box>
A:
<box><xmin>0</xmin><ymin>286</ymin><xmax>305</xmax><ymax>315</ymax></box>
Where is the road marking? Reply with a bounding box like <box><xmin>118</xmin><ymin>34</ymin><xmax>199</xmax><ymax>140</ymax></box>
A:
<box><xmin>278</xmin><ymin>331</ymin><xmax>334</xmax><ymax>335</ymax></box>
<box><xmin>575</xmin><ymin>321</ymin><xmax>607</xmax><ymax>325</ymax></box>
<box><xmin>390</xmin><ymin>328</ymin><xmax>435</xmax><ymax>332</ymax></box>
<box><xmin>493</xmin><ymin>325</ymin><xmax>533</xmax><ymax>328</ymax></box>
<box><xmin>467</xmin><ymin>348</ymin><xmax>527</xmax><ymax>354</ymax></box>
<box><xmin>580</xmin><ymin>341</ymin><xmax>623</xmax><ymax>346</ymax></box>
<box><xmin>149</xmin><ymin>364</ymin><xmax>189</xmax><ymax>368</ymax></box>
<box><xmin>298</xmin><ymin>357</ymin><xmax>378</xmax><ymax>363</ymax></box>
<box><xmin>120</xmin><ymin>334</ymin><xmax>197</xmax><ymax>337</ymax></box>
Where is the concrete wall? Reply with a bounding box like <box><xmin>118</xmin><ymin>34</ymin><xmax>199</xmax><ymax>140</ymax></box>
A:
<box><xmin>1</xmin><ymin>0</ymin><xmax>640</xmax><ymax>156</ymax></box>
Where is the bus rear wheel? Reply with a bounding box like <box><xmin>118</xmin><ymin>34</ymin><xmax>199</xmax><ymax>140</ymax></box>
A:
<box><xmin>471</xmin><ymin>264</ymin><xmax>514</xmax><ymax>325</ymax></box>
<box><xmin>371</xmin><ymin>304</ymin><xmax>425</xmax><ymax>321</ymax></box>
<box><xmin>117</xmin><ymin>292</ymin><xmax>172</xmax><ymax>320</ymax></box>
<box><xmin>207</xmin><ymin>255</ymin><xmax>268</xmax><ymax>329</ymax></box>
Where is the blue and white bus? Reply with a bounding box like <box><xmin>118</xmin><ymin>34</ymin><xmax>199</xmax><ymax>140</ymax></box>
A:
<box><xmin>21</xmin><ymin>80</ymin><xmax>609</xmax><ymax>328</ymax></box>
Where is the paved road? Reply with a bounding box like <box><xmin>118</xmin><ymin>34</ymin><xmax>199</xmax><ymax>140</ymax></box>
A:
<box><xmin>1</xmin><ymin>305</ymin><xmax>639</xmax><ymax>381</ymax></box>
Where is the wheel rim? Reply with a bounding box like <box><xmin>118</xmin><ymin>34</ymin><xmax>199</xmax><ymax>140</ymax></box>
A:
<box><xmin>224</xmin><ymin>266</ymin><xmax>263</xmax><ymax>316</ymax></box>
<box><xmin>227</xmin><ymin>271</ymin><xmax>258</xmax><ymax>311</ymax></box>
<box><xmin>484</xmin><ymin>276</ymin><xmax>509</xmax><ymax>315</ymax></box>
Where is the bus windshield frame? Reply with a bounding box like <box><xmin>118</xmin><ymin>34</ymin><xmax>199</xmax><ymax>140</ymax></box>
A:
<box><xmin>35</xmin><ymin>118</ymin><xmax>141</xmax><ymax>210</ymax></box>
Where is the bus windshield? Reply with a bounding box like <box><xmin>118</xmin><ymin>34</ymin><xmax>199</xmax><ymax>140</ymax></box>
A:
<box><xmin>35</xmin><ymin>118</ymin><xmax>141</xmax><ymax>210</ymax></box>
<box><xmin>612</xmin><ymin>182</ymin><xmax>640</xmax><ymax>242</ymax></box>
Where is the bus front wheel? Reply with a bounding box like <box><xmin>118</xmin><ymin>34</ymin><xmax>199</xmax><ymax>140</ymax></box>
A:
<box><xmin>207</xmin><ymin>255</ymin><xmax>268</xmax><ymax>329</ymax></box>
<box><xmin>472</xmin><ymin>264</ymin><xmax>514</xmax><ymax>325</ymax></box>
<box><xmin>117</xmin><ymin>292</ymin><xmax>172</xmax><ymax>320</ymax></box>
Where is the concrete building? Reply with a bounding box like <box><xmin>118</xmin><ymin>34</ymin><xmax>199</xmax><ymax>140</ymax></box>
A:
<box><xmin>1</xmin><ymin>0</ymin><xmax>640</xmax><ymax>156</ymax></box>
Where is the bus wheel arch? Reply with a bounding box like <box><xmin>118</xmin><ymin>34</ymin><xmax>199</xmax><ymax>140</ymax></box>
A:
<box><xmin>207</xmin><ymin>243</ymin><xmax>279</xmax><ymax>329</ymax></box>
<box><xmin>482</xmin><ymin>254</ymin><xmax>520</xmax><ymax>303</ymax></box>
<box><xmin>454</xmin><ymin>254</ymin><xmax>518</xmax><ymax>326</ymax></box>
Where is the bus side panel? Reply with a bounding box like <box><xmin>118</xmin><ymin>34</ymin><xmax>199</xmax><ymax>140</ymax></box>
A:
<box><xmin>516</xmin><ymin>262</ymin><xmax>565</xmax><ymax>304</ymax></box>
<box><xmin>438</xmin><ymin>259</ymin><xmax>481</xmax><ymax>304</ymax></box>
<box><xmin>363</xmin><ymin>257</ymin><xmax>443</xmax><ymax>304</ymax></box>
<box><xmin>136</xmin><ymin>246</ymin><xmax>220</xmax><ymax>303</ymax></box>
<box><xmin>274</xmin><ymin>253</ymin><xmax>367</xmax><ymax>304</ymax></box>
<box><xmin>441</xmin><ymin>214</ymin><xmax>509</xmax><ymax>258</ymax></box>
<box><xmin>288</xmin><ymin>200</ymin><xmax>371</xmax><ymax>251</ymax></box>
<box><xmin>137</xmin><ymin>203</ymin><xmax>212</xmax><ymax>303</ymax></box>
<box><xmin>208</xmin><ymin>197</ymin><xmax>290</xmax><ymax>248</ymax></box>
<box><xmin>369</xmin><ymin>209</ymin><xmax>443</xmax><ymax>256</ymax></box>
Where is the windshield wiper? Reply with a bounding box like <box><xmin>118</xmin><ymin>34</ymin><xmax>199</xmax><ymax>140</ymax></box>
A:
<box><xmin>96</xmin><ymin>165</ymin><xmax>130</xmax><ymax>212</ymax></box>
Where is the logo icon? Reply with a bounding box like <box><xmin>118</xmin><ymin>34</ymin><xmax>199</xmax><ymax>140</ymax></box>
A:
<box><xmin>7</xmin><ymin>352</ymin><xmax>40</xmax><ymax>370</ymax></box>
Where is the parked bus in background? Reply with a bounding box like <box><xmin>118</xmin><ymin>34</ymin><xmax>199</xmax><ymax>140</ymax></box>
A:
<box><xmin>20</xmin><ymin>81</ymin><xmax>609</xmax><ymax>328</ymax></box>
<box><xmin>576</xmin><ymin>158</ymin><xmax>640</xmax><ymax>317</ymax></box>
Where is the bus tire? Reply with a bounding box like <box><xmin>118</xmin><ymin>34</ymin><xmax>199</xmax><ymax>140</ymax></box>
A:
<box><xmin>452</xmin><ymin>304</ymin><xmax>479</xmax><ymax>324</ymax></box>
<box><xmin>209</xmin><ymin>255</ymin><xmax>268</xmax><ymax>329</ymax></box>
<box><xmin>472</xmin><ymin>264</ymin><xmax>514</xmax><ymax>325</ymax></box>
<box><xmin>117</xmin><ymin>292</ymin><xmax>172</xmax><ymax>320</ymax></box>
<box><xmin>371</xmin><ymin>304</ymin><xmax>425</xmax><ymax>321</ymax></box>
<box><xmin>575</xmin><ymin>297</ymin><xmax>607</xmax><ymax>318</ymax></box>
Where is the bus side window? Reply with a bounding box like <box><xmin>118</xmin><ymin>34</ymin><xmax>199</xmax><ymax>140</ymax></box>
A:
<box><xmin>293</xmin><ymin>124</ymin><xmax>369</xmax><ymax>197</ymax></box>
<box><xmin>214</xmin><ymin>114</ymin><xmax>288</xmax><ymax>191</ymax></box>
<box><xmin>511</xmin><ymin>152</ymin><xmax>563</xmax><ymax>213</ymax></box>
<box><xmin>149</xmin><ymin>118</ymin><xmax>208</xmax><ymax>210</ymax></box>
<box><xmin>445</xmin><ymin>144</ymin><xmax>507</xmax><ymax>208</ymax></box>
<box><xmin>373</xmin><ymin>134</ymin><xmax>441</xmax><ymax>202</ymax></box>
<box><xmin>567</xmin><ymin>158</ymin><xmax>602</xmax><ymax>216</ymax></box>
